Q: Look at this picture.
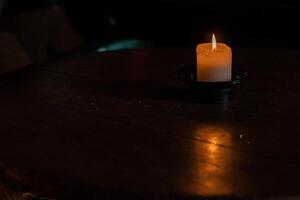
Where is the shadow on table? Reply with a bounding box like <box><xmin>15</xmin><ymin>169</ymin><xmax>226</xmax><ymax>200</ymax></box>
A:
<box><xmin>155</xmin><ymin>87</ymin><xmax>236</xmax><ymax>105</ymax></box>
<box><xmin>90</xmin><ymin>80</ymin><xmax>238</xmax><ymax>105</ymax></box>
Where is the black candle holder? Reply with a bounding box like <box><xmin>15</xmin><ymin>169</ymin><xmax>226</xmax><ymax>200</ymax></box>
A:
<box><xmin>176</xmin><ymin>66</ymin><xmax>245</xmax><ymax>103</ymax></box>
<box><xmin>176</xmin><ymin>66</ymin><xmax>242</xmax><ymax>93</ymax></box>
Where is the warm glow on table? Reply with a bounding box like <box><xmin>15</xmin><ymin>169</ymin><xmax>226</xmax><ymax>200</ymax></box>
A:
<box><xmin>196</xmin><ymin>34</ymin><xmax>232</xmax><ymax>82</ymax></box>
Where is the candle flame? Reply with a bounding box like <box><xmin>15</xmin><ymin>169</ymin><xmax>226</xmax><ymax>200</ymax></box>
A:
<box><xmin>212</xmin><ymin>34</ymin><xmax>217</xmax><ymax>51</ymax></box>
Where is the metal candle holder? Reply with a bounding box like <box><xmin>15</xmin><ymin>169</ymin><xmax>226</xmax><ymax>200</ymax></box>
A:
<box><xmin>176</xmin><ymin>66</ymin><xmax>245</xmax><ymax>103</ymax></box>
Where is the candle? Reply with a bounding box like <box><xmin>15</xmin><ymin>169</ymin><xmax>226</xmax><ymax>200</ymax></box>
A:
<box><xmin>196</xmin><ymin>34</ymin><xmax>232</xmax><ymax>82</ymax></box>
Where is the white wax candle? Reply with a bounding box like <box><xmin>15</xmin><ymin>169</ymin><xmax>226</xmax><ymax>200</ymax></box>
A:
<box><xmin>196</xmin><ymin>34</ymin><xmax>232</xmax><ymax>82</ymax></box>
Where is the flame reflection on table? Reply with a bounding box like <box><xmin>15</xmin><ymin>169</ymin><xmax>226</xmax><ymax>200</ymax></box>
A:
<box><xmin>178</xmin><ymin>124</ymin><xmax>235</xmax><ymax>196</ymax></box>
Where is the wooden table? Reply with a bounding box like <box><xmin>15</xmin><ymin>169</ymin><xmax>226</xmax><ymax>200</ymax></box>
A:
<box><xmin>0</xmin><ymin>48</ymin><xmax>300</xmax><ymax>199</ymax></box>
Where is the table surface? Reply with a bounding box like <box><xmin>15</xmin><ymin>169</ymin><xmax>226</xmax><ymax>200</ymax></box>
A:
<box><xmin>0</xmin><ymin>47</ymin><xmax>300</xmax><ymax>199</ymax></box>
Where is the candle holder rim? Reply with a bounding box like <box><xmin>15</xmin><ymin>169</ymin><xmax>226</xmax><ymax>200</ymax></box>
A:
<box><xmin>176</xmin><ymin>65</ymin><xmax>243</xmax><ymax>92</ymax></box>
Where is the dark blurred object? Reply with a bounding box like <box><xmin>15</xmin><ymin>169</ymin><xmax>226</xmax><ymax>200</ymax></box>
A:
<box><xmin>3</xmin><ymin>0</ymin><xmax>63</xmax><ymax>12</ymax></box>
<box><xmin>0</xmin><ymin>32</ymin><xmax>31</xmax><ymax>73</ymax></box>
<box><xmin>0</xmin><ymin>1</ymin><xmax>82</xmax><ymax>61</ymax></box>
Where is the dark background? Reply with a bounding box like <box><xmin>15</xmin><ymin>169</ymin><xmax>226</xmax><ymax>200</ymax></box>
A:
<box><xmin>2</xmin><ymin>0</ymin><xmax>300</xmax><ymax>57</ymax></box>
<box><xmin>62</xmin><ymin>0</ymin><xmax>300</xmax><ymax>48</ymax></box>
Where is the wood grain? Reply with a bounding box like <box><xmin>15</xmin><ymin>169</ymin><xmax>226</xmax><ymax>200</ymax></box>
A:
<box><xmin>0</xmin><ymin>48</ymin><xmax>299</xmax><ymax>199</ymax></box>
